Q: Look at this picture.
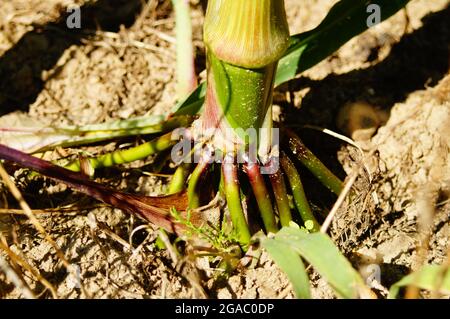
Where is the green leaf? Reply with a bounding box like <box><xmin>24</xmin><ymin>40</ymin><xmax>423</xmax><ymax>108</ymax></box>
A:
<box><xmin>3</xmin><ymin>1</ymin><xmax>410</xmax><ymax>149</ymax></box>
<box><xmin>263</xmin><ymin>236</ymin><xmax>311</xmax><ymax>298</ymax></box>
<box><xmin>173</xmin><ymin>0</ymin><xmax>409</xmax><ymax>114</ymax></box>
<box><xmin>276</xmin><ymin>0</ymin><xmax>410</xmax><ymax>85</ymax></box>
<box><xmin>388</xmin><ymin>265</ymin><xmax>450</xmax><ymax>299</ymax></box>
<box><xmin>172</xmin><ymin>82</ymin><xmax>206</xmax><ymax>116</ymax></box>
<box><xmin>0</xmin><ymin>112</ymin><xmax>192</xmax><ymax>153</ymax></box>
<box><xmin>264</xmin><ymin>227</ymin><xmax>366</xmax><ymax>298</ymax></box>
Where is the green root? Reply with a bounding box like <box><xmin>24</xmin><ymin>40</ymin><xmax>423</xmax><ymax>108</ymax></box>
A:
<box><xmin>269</xmin><ymin>169</ymin><xmax>293</xmax><ymax>227</ymax></box>
<box><xmin>168</xmin><ymin>163</ymin><xmax>191</xmax><ymax>194</ymax></box>
<box><xmin>284</xmin><ymin>129</ymin><xmax>344</xmax><ymax>195</ymax></box>
<box><xmin>244</xmin><ymin>162</ymin><xmax>278</xmax><ymax>234</ymax></box>
<box><xmin>280</xmin><ymin>152</ymin><xmax>320</xmax><ymax>232</ymax></box>
<box><xmin>64</xmin><ymin>132</ymin><xmax>175</xmax><ymax>173</ymax></box>
<box><xmin>187</xmin><ymin>154</ymin><xmax>211</xmax><ymax>209</ymax></box>
<box><xmin>222</xmin><ymin>154</ymin><xmax>251</xmax><ymax>247</ymax></box>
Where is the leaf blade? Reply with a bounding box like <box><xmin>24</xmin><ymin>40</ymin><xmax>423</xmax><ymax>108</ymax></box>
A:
<box><xmin>263</xmin><ymin>236</ymin><xmax>311</xmax><ymax>299</ymax></box>
<box><xmin>270</xmin><ymin>227</ymin><xmax>366</xmax><ymax>299</ymax></box>
<box><xmin>275</xmin><ymin>0</ymin><xmax>410</xmax><ymax>86</ymax></box>
<box><xmin>173</xmin><ymin>0</ymin><xmax>410</xmax><ymax>114</ymax></box>
<box><xmin>388</xmin><ymin>265</ymin><xmax>450</xmax><ymax>299</ymax></box>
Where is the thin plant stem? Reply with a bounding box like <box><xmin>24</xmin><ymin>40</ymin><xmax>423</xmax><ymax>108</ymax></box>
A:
<box><xmin>244</xmin><ymin>162</ymin><xmax>278</xmax><ymax>233</ymax></box>
<box><xmin>172</xmin><ymin>0</ymin><xmax>197</xmax><ymax>99</ymax></box>
<box><xmin>168</xmin><ymin>163</ymin><xmax>191</xmax><ymax>194</ymax></box>
<box><xmin>64</xmin><ymin>132</ymin><xmax>176</xmax><ymax>172</ymax></box>
<box><xmin>222</xmin><ymin>154</ymin><xmax>251</xmax><ymax>247</ymax></box>
<box><xmin>0</xmin><ymin>254</ymin><xmax>35</xmax><ymax>299</ymax></box>
<box><xmin>187</xmin><ymin>153</ymin><xmax>211</xmax><ymax>208</ymax></box>
<box><xmin>280</xmin><ymin>152</ymin><xmax>320</xmax><ymax>232</ymax></box>
<box><xmin>269</xmin><ymin>170</ymin><xmax>293</xmax><ymax>227</ymax></box>
<box><xmin>284</xmin><ymin>129</ymin><xmax>344</xmax><ymax>195</ymax></box>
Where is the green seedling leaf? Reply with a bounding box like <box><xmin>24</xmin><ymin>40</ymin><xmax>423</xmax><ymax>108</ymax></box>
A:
<box><xmin>388</xmin><ymin>265</ymin><xmax>450</xmax><ymax>299</ymax></box>
<box><xmin>264</xmin><ymin>227</ymin><xmax>366</xmax><ymax>298</ymax></box>
<box><xmin>172</xmin><ymin>82</ymin><xmax>206</xmax><ymax>116</ymax></box>
<box><xmin>263</xmin><ymin>236</ymin><xmax>310</xmax><ymax>298</ymax></box>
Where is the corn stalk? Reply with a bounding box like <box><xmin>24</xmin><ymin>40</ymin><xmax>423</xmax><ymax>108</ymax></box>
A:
<box><xmin>0</xmin><ymin>0</ymin><xmax>411</xmax><ymax>249</ymax></box>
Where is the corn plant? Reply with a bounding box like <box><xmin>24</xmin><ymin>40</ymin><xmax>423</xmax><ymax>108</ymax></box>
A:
<box><xmin>0</xmin><ymin>0</ymin><xmax>410</xmax><ymax>298</ymax></box>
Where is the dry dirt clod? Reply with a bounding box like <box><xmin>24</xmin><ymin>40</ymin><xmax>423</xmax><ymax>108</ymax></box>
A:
<box><xmin>336</xmin><ymin>101</ymin><xmax>388</xmax><ymax>141</ymax></box>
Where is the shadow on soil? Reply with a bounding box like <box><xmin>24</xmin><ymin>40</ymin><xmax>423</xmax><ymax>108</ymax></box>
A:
<box><xmin>0</xmin><ymin>0</ymin><xmax>146</xmax><ymax>116</ymax></box>
<box><xmin>283</xmin><ymin>5</ymin><xmax>450</xmax><ymax>128</ymax></box>
<box><xmin>278</xmin><ymin>5</ymin><xmax>449</xmax><ymax>213</ymax></box>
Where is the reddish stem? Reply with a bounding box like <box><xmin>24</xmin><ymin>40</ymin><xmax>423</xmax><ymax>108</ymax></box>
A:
<box><xmin>0</xmin><ymin>144</ymin><xmax>190</xmax><ymax>235</ymax></box>
<box><xmin>244</xmin><ymin>161</ymin><xmax>278</xmax><ymax>233</ymax></box>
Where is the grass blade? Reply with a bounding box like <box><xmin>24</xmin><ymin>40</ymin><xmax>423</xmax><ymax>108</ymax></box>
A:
<box><xmin>263</xmin><ymin>236</ymin><xmax>310</xmax><ymax>298</ymax></box>
<box><xmin>275</xmin><ymin>0</ymin><xmax>410</xmax><ymax>85</ymax></box>
<box><xmin>267</xmin><ymin>227</ymin><xmax>367</xmax><ymax>298</ymax></box>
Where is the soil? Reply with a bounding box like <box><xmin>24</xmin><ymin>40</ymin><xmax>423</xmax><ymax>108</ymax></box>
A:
<box><xmin>0</xmin><ymin>0</ymin><xmax>449</xmax><ymax>299</ymax></box>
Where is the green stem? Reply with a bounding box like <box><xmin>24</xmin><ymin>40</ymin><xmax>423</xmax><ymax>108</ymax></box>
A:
<box><xmin>222</xmin><ymin>154</ymin><xmax>251</xmax><ymax>247</ymax></box>
<box><xmin>187</xmin><ymin>154</ymin><xmax>211</xmax><ymax>208</ymax></box>
<box><xmin>168</xmin><ymin>163</ymin><xmax>191</xmax><ymax>194</ymax></box>
<box><xmin>244</xmin><ymin>162</ymin><xmax>278</xmax><ymax>233</ymax></box>
<box><xmin>269</xmin><ymin>170</ymin><xmax>293</xmax><ymax>227</ymax></box>
<box><xmin>280</xmin><ymin>152</ymin><xmax>320</xmax><ymax>232</ymax></box>
<box><xmin>201</xmin><ymin>53</ymin><xmax>278</xmax><ymax>147</ymax></box>
<box><xmin>172</xmin><ymin>0</ymin><xmax>197</xmax><ymax>99</ymax></box>
<box><xmin>284</xmin><ymin>129</ymin><xmax>344</xmax><ymax>195</ymax></box>
<box><xmin>64</xmin><ymin>132</ymin><xmax>175</xmax><ymax>172</ymax></box>
<box><xmin>200</xmin><ymin>0</ymin><xmax>290</xmax><ymax>150</ymax></box>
